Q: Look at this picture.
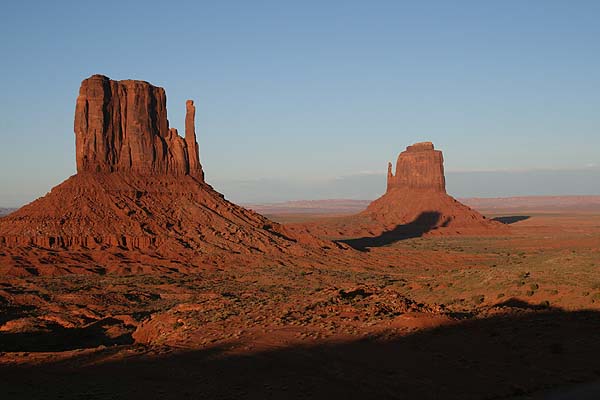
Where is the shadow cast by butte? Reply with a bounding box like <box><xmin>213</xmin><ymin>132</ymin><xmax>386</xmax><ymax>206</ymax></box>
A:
<box><xmin>340</xmin><ymin>211</ymin><xmax>448</xmax><ymax>251</ymax></box>
<box><xmin>492</xmin><ymin>215</ymin><xmax>531</xmax><ymax>225</ymax></box>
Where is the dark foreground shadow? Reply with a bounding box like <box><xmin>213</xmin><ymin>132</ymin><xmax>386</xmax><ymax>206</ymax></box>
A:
<box><xmin>492</xmin><ymin>215</ymin><xmax>531</xmax><ymax>224</ymax></box>
<box><xmin>341</xmin><ymin>211</ymin><xmax>446</xmax><ymax>251</ymax></box>
<box><xmin>2</xmin><ymin>301</ymin><xmax>600</xmax><ymax>399</ymax></box>
<box><xmin>0</xmin><ymin>318</ymin><xmax>134</xmax><ymax>352</ymax></box>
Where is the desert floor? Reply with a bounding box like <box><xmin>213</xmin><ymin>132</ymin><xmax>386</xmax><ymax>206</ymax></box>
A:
<box><xmin>1</xmin><ymin>209</ymin><xmax>600</xmax><ymax>399</ymax></box>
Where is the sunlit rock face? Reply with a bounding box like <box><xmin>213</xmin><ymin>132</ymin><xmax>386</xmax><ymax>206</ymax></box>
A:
<box><xmin>74</xmin><ymin>74</ymin><xmax>203</xmax><ymax>180</ymax></box>
<box><xmin>386</xmin><ymin>142</ymin><xmax>445</xmax><ymax>193</ymax></box>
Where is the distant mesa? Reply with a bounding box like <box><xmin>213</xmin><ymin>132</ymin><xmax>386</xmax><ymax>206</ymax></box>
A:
<box><xmin>0</xmin><ymin>75</ymin><xmax>332</xmax><ymax>274</ymax></box>
<box><xmin>289</xmin><ymin>142</ymin><xmax>506</xmax><ymax>244</ymax></box>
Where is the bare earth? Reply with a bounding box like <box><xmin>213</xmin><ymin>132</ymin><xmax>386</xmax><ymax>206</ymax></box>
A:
<box><xmin>1</xmin><ymin>202</ymin><xmax>600</xmax><ymax>399</ymax></box>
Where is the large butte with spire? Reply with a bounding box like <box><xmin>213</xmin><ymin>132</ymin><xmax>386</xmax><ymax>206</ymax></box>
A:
<box><xmin>74</xmin><ymin>74</ymin><xmax>204</xmax><ymax>179</ymax></box>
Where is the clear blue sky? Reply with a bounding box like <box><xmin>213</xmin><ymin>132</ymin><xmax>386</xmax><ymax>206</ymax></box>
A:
<box><xmin>1</xmin><ymin>0</ymin><xmax>599</xmax><ymax>205</ymax></box>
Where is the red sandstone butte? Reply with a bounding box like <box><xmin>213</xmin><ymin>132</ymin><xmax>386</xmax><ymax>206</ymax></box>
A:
<box><xmin>289</xmin><ymin>142</ymin><xmax>506</xmax><ymax>241</ymax></box>
<box><xmin>74</xmin><ymin>75</ymin><xmax>204</xmax><ymax>179</ymax></box>
<box><xmin>0</xmin><ymin>75</ymin><xmax>333</xmax><ymax>272</ymax></box>
<box><xmin>386</xmin><ymin>142</ymin><xmax>445</xmax><ymax>193</ymax></box>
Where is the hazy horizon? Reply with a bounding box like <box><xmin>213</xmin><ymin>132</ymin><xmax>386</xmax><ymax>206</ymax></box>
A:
<box><xmin>3</xmin><ymin>166</ymin><xmax>600</xmax><ymax>208</ymax></box>
<box><xmin>1</xmin><ymin>1</ymin><xmax>599</xmax><ymax>206</ymax></box>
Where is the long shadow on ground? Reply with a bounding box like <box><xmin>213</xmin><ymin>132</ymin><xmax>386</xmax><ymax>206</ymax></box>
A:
<box><xmin>340</xmin><ymin>211</ymin><xmax>447</xmax><ymax>251</ymax></box>
<box><xmin>493</xmin><ymin>215</ymin><xmax>531</xmax><ymax>224</ymax></box>
<box><xmin>0</xmin><ymin>318</ymin><xmax>134</xmax><ymax>352</ymax></box>
<box><xmin>2</xmin><ymin>301</ymin><xmax>600</xmax><ymax>399</ymax></box>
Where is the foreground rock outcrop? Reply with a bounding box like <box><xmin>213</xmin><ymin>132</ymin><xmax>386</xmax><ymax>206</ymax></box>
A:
<box><xmin>0</xmin><ymin>75</ymin><xmax>339</xmax><ymax>275</ymax></box>
<box><xmin>289</xmin><ymin>142</ymin><xmax>505</xmax><ymax>243</ymax></box>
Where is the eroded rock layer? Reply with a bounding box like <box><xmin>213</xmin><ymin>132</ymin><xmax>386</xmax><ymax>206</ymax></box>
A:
<box><xmin>0</xmin><ymin>172</ymin><xmax>323</xmax><ymax>254</ymax></box>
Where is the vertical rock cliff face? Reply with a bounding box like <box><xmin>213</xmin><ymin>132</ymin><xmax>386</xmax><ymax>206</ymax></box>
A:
<box><xmin>386</xmin><ymin>142</ymin><xmax>445</xmax><ymax>193</ymax></box>
<box><xmin>74</xmin><ymin>74</ymin><xmax>204</xmax><ymax>179</ymax></box>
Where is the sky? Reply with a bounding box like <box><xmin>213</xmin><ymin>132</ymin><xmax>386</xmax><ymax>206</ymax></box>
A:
<box><xmin>1</xmin><ymin>0</ymin><xmax>599</xmax><ymax>206</ymax></box>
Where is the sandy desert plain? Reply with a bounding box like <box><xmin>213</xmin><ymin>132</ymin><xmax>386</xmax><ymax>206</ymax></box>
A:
<box><xmin>1</xmin><ymin>76</ymin><xmax>600</xmax><ymax>400</ymax></box>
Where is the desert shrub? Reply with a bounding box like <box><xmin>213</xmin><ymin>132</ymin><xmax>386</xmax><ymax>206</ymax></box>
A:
<box><xmin>172</xmin><ymin>321</ymin><xmax>184</xmax><ymax>329</ymax></box>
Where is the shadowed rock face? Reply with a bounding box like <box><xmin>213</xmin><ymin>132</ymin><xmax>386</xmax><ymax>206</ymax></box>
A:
<box><xmin>74</xmin><ymin>75</ymin><xmax>204</xmax><ymax>179</ymax></box>
<box><xmin>386</xmin><ymin>142</ymin><xmax>445</xmax><ymax>193</ymax></box>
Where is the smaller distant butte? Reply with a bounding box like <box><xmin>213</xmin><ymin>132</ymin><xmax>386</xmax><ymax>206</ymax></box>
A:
<box><xmin>288</xmin><ymin>142</ymin><xmax>507</xmax><ymax>244</ymax></box>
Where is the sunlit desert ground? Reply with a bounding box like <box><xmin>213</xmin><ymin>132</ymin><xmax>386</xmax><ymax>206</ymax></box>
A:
<box><xmin>2</xmin><ymin>205</ymin><xmax>600</xmax><ymax>399</ymax></box>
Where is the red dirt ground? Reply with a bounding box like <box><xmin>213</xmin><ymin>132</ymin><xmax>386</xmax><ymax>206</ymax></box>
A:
<box><xmin>1</xmin><ymin>206</ymin><xmax>600</xmax><ymax>399</ymax></box>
